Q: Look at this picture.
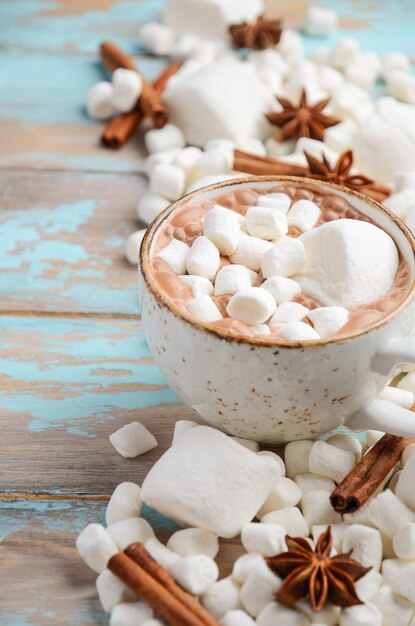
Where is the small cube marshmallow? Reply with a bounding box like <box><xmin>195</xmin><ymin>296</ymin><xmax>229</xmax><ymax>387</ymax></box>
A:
<box><xmin>231</xmin><ymin>437</ymin><xmax>260</xmax><ymax>453</ymax></box>
<box><xmin>256</xmin><ymin>602</ymin><xmax>308</xmax><ymax>626</ymax></box>
<box><xmin>198</xmin><ymin>148</ymin><xmax>233</xmax><ymax>177</ymax></box>
<box><xmin>326</xmin><ymin>434</ymin><xmax>362</xmax><ymax>462</ymax></box>
<box><xmin>324</xmin><ymin>118</ymin><xmax>358</xmax><ymax>154</ymax></box>
<box><xmin>144</xmin><ymin>148</ymin><xmax>180</xmax><ymax>176</ymax></box>
<box><xmin>186</xmin><ymin>236</ymin><xmax>220</xmax><ymax>280</ymax></box>
<box><xmin>386</xmin><ymin>73</ymin><xmax>415</xmax><ymax>104</ymax></box>
<box><xmin>256</xmin><ymin>193</ymin><xmax>292</xmax><ymax>213</ymax></box>
<box><xmin>372</xmin><ymin>584</ymin><xmax>414</xmax><ymax>626</ymax></box>
<box><xmin>369</xmin><ymin>489</ymin><xmax>415</xmax><ymax>538</ymax></box>
<box><xmin>107</xmin><ymin>517</ymin><xmax>154</xmax><ymax>551</ymax></box>
<box><xmin>301</xmin><ymin>490</ymin><xmax>342</xmax><ymax>527</ymax></box>
<box><xmin>393</xmin><ymin>522</ymin><xmax>415</xmax><ymax>560</ymax></box>
<box><xmin>169</xmin><ymin>555</ymin><xmax>219</xmax><ymax>595</ymax></box>
<box><xmin>138</xmin><ymin>21</ymin><xmax>176</xmax><ymax>55</ymax></box>
<box><xmin>257</xmin><ymin>477</ymin><xmax>302</xmax><ymax>517</ymax></box>
<box><xmin>145</xmin><ymin>537</ymin><xmax>179</xmax><ymax>568</ymax></box>
<box><xmin>86</xmin><ymin>81</ymin><xmax>115</xmax><ymax>120</ymax></box>
<box><xmin>380</xmin><ymin>385</ymin><xmax>415</xmax><ymax>409</ymax></box>
<box><xmin>249</xmin><ymin>324</ymin><xmax>271</xmax><ymax>336</ymax></box>
<box><xmin>245</xmin><ymin>206</ymin><xmax>288</xmax><ymax>240</ymax></box>
<box><xmin>240</xmin><ymin>560</ymin><xmax>282</xmax><ymax>617</ymax></box>
<box><xmin>157</xmin><ymin>239</ymin><xmax>189</xmax><ymax>274</ymax></box>
<box><xmin>188</xmin><ymin>295</ymin><xmax>223</xmax><ymax>323</ymax></box>
<box><xmin>109</xmin><ymin>422</ymin><xmax>157</xmax><ymax>458</ymax></box>
<box><xmin>258</xmin><ymin>450</ymin><xmax>286</xmax><ymax>476</ymax></box>
<box><xmin>343</xmin><ymin>524</ymin><xmax>383</xmax><ymax>570</ymax></box>
<box><xmin>339</xmin><ymin>603</ymin><xmax>382</xmax><ymax>626</ymax></box>
<box><xmin>307</xmin><ymin>306</ymin><xmax>349</xmax><ymax>338</ymax></box>
<box><xmin>167</xmin><ymin>528</ymin><xmax>219</xmax><ymax>558</ymax></box>
<box><xmin>96</xmin><ymin>569</ymin><xmax>136</xmax><ymax>613</ymax></box>
<box><xmin>261</xmin><ymin>507</ymin><xmax>309</xmax><ymax>536</ymax></box>
<box><xmin>125</xmin><ymin>229</ymin><xmax>146</xmax><ymax>265</ymax></box>
<box><xmin>230</xmin><ymin>235</ymin><xmax>274</xmax><ymax>271</ymax></box>
<box><xmin>395</xmin><ymin>452</ymin><xmax>415</xmax><ymax>510</ymax></box>
<box><xmin>354</xmin><ymin>570</ymin><xmax>383</xmax><ymax>603</ymax></box>
<box><xmin>261</xmin><ymin>238</ymin><xmax>307</xmax><ymax>278</ymax></box>
<box><xmin>331</xmin><ymin>39</ymin><xmax>361</xmax><ymax>70</ymax></box>
<box><xmin>106</xmin><ymin>482</ymin><xmax>142</xmax><ymax>525</ymax></box>
<box><xmin>145</xmin><ymin>123</ymin><xmax>186</xmax><ymax>154</ymax></box>
<box><xmin>383</xmin><ymin>51</ymin><xmax>411</xmax><ymax>76</ymax></box>
<box><xmin>285</xmin><ymin>441</ymin><xmax>314</xmax><ymax>478</ymax></box>
<box><xmin>287</xmin><ymin>200</ymin><xmax>321</xmax><ymax>232</ymax></box>
<box><xmin>179</xmin><ymin>275</ymin><xmax>214</xmax><ymax>297</ymax></box>
<box><xmin>309</xmin><ymin>440</ymin><xmax>356</xmax><ymax>483</ymax></box>
<box><xmin>227</xmin><ymin>287</ymin><xmax>276</xmax><ymax>325</ymax></box>
<box><xmin>261</xmin><ymin>276</ymin><xmax>301</xmax><ymax>305</ymax></box>
<box><xmin>76</xmin><ymin>524</ymin><xmax>118</xmax><ymax>573</ymax></box>
<box><xmin>305</xmin><ymin>5</ymin><xmax>338</xmax><ymax>36</ymax></box>
<box><xmin>110</xmin><ymin>601</ymin><xmax>153</xmax><ymax>626</ymax></box>
<box><xmin>203</xmin><ymin>206</ymin><xmax>240</xmax><ymax>255</ymax></box>
<box><xmin>202</xmin><ymin>576</ymin><xmax>242</xmax><ymax>619</ymax></box>
<box><xmin>173</xmin><ymin>147</ymin><xmax>202</xmax><ymax>183</ymax></box>
<box><xmin>137</xmin><ymin>192</ymin><xmax>170</xmax><ymax>225</ymax></box>
<box><xmin>241</xmin><ymin>523</ymin><xmax>287</xmax><ymax>556</ymax></box>
<box><xmin>220</xmin><ymin>609</ymin><xmax>256</xmax><ymax>626</ymax></box>
<box><xmin>149</xmin><ymin>163</ymin><xmax>186</xmax><ymax>201</ymax></box>
<box><xmin>396</xmin><ymin>171</ymin><xmax>415</xmax><ymax>192</ymax></box>
<box><xmin>112</xmin><ymin>68</ymin><xmax>142</xmax><ymax>113</ymax></box>
<box><xmin>232</xmin><ymin>553</ymin><xmax>264</xmax><ymax>584</ymax></box>
<box><xmin>295</xmin><ymin>473</ymin><xmax>335</xmax><ymax>496</ymax></box>
<box><xmin>278</xmin><ymin>322</ymin><xmax>320</xmax><ymax>341</ymax></box>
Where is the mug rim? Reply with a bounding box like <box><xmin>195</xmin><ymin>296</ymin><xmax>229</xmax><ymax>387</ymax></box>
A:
<box><xmin>140</xmin><ymin>176</ymin><xmax>415</xmax><ymax>348</ymax></box>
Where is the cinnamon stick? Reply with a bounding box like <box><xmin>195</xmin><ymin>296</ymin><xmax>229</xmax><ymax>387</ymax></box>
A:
<box><xmin>330</xmin><ymin>434</ymin><xmax>408</xmax><ymax>514</ymax></box>
<box><xmin>126</xmin><ymin>543</ymin><xmax>219</xmax><ymax>626</ymax></box>
<box><xmin>101</xmin><ymin>63</ymin><xmax>181</xmax><ymax>149</ymax></box>
<box><xmin>100</xmin><ymin>41</ymin><xmax>168</xmax><ymax>128</ymax></box>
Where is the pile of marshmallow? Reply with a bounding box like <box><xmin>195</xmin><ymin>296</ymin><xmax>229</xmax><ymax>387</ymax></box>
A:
<box><xmin>77</xmin><ymin>417</ymin><xmax>415</xmax><ymax>626</ymax></box>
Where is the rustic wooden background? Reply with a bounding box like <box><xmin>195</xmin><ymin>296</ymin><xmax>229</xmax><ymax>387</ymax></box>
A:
<box><xmin>1</xmin><ymin>1</ymin><xmax>414</xmax><ymax>624</ymax></box>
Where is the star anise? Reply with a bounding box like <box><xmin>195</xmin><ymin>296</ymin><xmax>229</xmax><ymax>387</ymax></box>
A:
<box><xmin>266</xmin><ymin>89</ymin><xmax>340</xmax><ymax>142</ymax></box>
<box><xmin>305</xmin><ymin>149</ymin><xmax>374</xmax><ymax>192</ymax></box>
<box><xmin>266</xmin><ymin>527</ymin><xmax>370</xmax><ymax>612</ymax></box>
<box><xmin>229</xmin><ymin>15</ymin><xmax>282</xmax><ymax>50</ymax></box>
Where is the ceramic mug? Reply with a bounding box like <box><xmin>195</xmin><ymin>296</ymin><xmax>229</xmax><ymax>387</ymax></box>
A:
<box><xmin>138</xmin><ymin>177</ymin><xmax>415</xmax><ymax>443</ymax></box>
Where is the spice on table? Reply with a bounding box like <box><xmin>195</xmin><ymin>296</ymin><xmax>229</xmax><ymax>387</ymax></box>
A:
<box><xmin>330</xmin><ymin>433</ymin><xmax>410</xmax><ymax>514</ymax></box>
<box><xmin>229</xmin><ymin>15</ymin><xmax>283</xmax><ymax>50</ymax></box>
<box><xmin>265</xmin><ymin>89</ymin><xmax>340</xmax><ymax>142</ymax></box>
<box><xmin>266</xmin><ymin>527</ymin><xmax>370</xmax><ymax>612</ymax></box>
<box><xmin>108</xmin><ymin>542</ymin><xmax>220</xmax><ymax>626</ymax></box>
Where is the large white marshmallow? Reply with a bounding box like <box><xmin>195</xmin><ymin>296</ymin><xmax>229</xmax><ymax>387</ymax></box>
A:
<box><xmin>383</xmin><ymin>188</ymin><xmax>415</xmax><ymax>221</ymax></box>
<box><xmin>284</xmin><ymin>440</ymin><xmax>313</xmax><ymax>478</ymax></box>
<box><xmin>339</xmin><ymin>603</ymin><xmax>382</xmax><ymax>626</ymax></box>
<box><xmin>257</xmin><ymin>477</ymin><xmax>302</xmax><ymax>517</ymax></box>
<box><xmin>141</xmin><ymin>425</ymin><xmax>279</xmax><ymax>538</ymax></box>
<box><xmin>107</xmin><ymin>517</ymin><xmax>154</xmax><ymax>551</ymax></box>
<box><xmin>256</xmin><ymin>602</ymin><xmax>308</xmax><ymax>626</ymax></box>
<box><xmin>214</xmin><ymin>265</ymin><xmax>253</xmax><ymax>296</ymax></box>
<box><xmin>186</xmin><ymin>236</ymin><xmax>220</xmax><ymax>280</ymax></box>
<box><xmin>372</xmin><ymin>585</ymin><xmax>414</xmax><ymax>626</ymax></box>
<box><xmin>230</xmin><ymin>235</ymin><xmax>274</xmax><ymax>271</ymax></box>
<box><xmin>157</xmin><ymin>238</ymin><xmax>189</xmax><ymax>274</ymax></box>
<box><xmin>245</xmin><ymin>206</ymin><xmax>288</xmax><ymax>241</ymax></box>
<box><xmin>106</xmin><ymin>482</ymin><xmax>142</xmax><ymax>525</ymax></box>
<box><xmin>301</xmin><ymin>490</ymin><xmax>342</xmax><ymax>527</ymax></box>
<box><xmin>261</xmin><ymin>276</ymin><xmax>301</xmax><ymax>305</ymax></box>
<box><xmin>305</xmin><ymin>5</ymin><xmax>338</xmax><ymax>35</ymax></box>
<box><xmin>287</xmin><ymin>199</ymin><xmax>321</xmax><ymax>232</ymax></box>
<box><xmin>227</xmin><ymin>287</ymin><xmax>276</xmax><ymax>325</ymax></box>
<box><xmin>138</xmin><ymin>21</ymin><xmax>176</xmax><ymax>55</ymax></box>
<box><xmin>149</xmin><ymin>163</ymin><xmax>186</xmax><ymax>201</ymax></box>
<box><xmin>112</xmin><ymin>69</ymin><xmax>143</xmax><ymax>113</ymax></box>
<box><xmin>202</xmin><ymin>576</ymin><xmax>242</xmax><ymax>619</ymax></box>
<box><xmin>295</xmin><ymin>473</ymin><xmax>336</xmax><ymax>496</ymax></box>
<box><xmin>187</xmin><ymin>295</ymin><xmax>223</xmax><ymax>323</ymax></box>
<box><xmin>308</xmin><ymin>306</ymin><xmax>349</xmax><ymax>338</ymax></box>
<box><xmin>169</xmin><ymin>555</ymin><xmax>219</xmax><ymax>595</ymax></box>
<box><xmin>144</xmin><ymin>537</ymin><xmax>179</xmax><ymax>569</ymax></box>
<box><xmin>240</xmin><ymin>560</ymin><xmax>282</xmax><ymax>618</ymax></box>
<box><xmin>343</xmin><ymin>524</ymin><xmax>383</xmax><ymax>570</ymax></box>
<box><xmin>137</xmin><ymin>192</ymin><xmax>170</xmax><ymax>226</ymax></box>
<box><xmin>278</xmin><ymin>322</ymin><xmax>320</xmax><ymax>341</ymax></box>
<box><xmin>86</xmin><ymin>81</ymin><xmax>115</xmax><ymax>120</ymax></box>
<box><xmin>179</xmin><ymin>275</ymin><xmax>214</xmax><ymax>297</ymax></box>
<box><xmin>261</xmin><ymin>507</ymin><xmax>309</xmax><ymax>536</ymax></box>
<box><xmin>167</xmin><ymin>528</ymin><xmax>219</xmax><ymax>558</ymax></box>
<box><xmin>297</xmin><ymin>219</ymin><xmax>399</xmax><ymax>309</ymax></box>
<box><xmin>369</xmin><ymin>489</ymin><xmax>415</xmax><ymax>538</ymax></box>
<box><xmin>261</xmin><ymin>237</ymin><xmax>307</xmax><ymax>278</ymax></box>
<box><xmin>145</xmin><ymin>124</ymin><xmax>186</xmax><ymax>155</ymax></box>
<box><xmin>76</xmin><ymin>524</ymin><xmax>118</xmax><ymax>573</ymax></box>
<box><xmin>125</xmin><ymin>230</ymin><xmax>146</xmax><ymax>265</ymax></box>
<box><xmin>395</xmin><ymin>452</ymin><xmax>415</xmax><ymax>510</ymax></box>
<box><xmin>96</xmin><ymin>569</ymin><xmax>137</xmax><ymax>613</ymax></box>
<box><xmin>109</xmin><ymin>422</ymin><xmax>157</xmax><ymax>458</ymax></box>
<box><xmin>162</xmin><ymin>59</ymin><xmax>274</xmax><ymax>146</ymax></box>
<box><xmin>241</xmin><ymin>523</ymin><xmax>287</xmax><ymax>556</ymax></box>
<box><xmin>393</xmin><ymin>522</ymin><xmax>415</xmax><ymax>559</ymax></box>
<box><xmin>203</xmin><ymin>206</ymin><xmax>240</xmax><ymax>255</ymax></box>
<box><xmin>309</xmin><ymin>440</ymin><xmax>356</xmax><ymax>483</ymax></box>
<box><xmin>110</xmin><ymin>601</ymin><xmax>154</xmax><ymax>626</ymax></box>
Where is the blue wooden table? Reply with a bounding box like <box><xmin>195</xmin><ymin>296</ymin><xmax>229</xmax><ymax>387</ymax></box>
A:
<box><xmin>0</xmin><ymin>1</ymin><xmax>414</xmax><ymax>624</ymax></box>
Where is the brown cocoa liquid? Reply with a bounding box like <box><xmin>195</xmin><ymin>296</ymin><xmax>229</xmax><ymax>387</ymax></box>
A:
<box><xmin>150</xmin><ymin>183</ymin><xmax>410</xmax><ymax>341</ymax></box>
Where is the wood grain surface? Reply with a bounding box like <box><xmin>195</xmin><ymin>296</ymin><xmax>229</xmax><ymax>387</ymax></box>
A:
<box><xmin>1</xmin><ymin>0</ymin><xmax>414</xmax><ymax>624</ymax></box>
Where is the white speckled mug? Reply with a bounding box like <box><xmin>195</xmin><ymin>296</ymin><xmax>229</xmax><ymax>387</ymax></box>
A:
<box><xmin>139</xmin><ymin>177</ymin><xmax>415</xmax><ymax>443</ymax></box>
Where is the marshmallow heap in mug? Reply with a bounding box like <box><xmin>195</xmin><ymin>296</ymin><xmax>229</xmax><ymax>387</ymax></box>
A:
<box><xmin>151</xmin><ymin>183</ymin><xmax>409</xmax><ymax>342</ymax></box>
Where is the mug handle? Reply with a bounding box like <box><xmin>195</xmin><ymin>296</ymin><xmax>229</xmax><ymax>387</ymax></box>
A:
<box><xmin>348</xmin><ymin>338</ymin><xmax>415</xmax><ymax>437</ymax></box>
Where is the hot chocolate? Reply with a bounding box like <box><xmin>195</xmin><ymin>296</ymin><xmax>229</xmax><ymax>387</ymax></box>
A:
<box><xmin>149</xmin><ymin>181</ymin><xmax>410</xmax><ymax>342</ymax></box>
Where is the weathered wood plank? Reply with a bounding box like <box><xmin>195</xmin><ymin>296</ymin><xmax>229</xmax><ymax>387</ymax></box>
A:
<box><xmin>0</xmin><ymin>170</ymin><xmax>148</xmax><ymax>314</ymax></box>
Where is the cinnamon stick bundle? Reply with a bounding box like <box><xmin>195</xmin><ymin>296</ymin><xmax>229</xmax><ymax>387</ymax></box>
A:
<box><xmin>330</xmin><ymin>434</ymin><xmax>409</xmax><ymax>514</ymax></box>
<box><xmin>108</xmin><ymin>543</ymin><xmax>220</xmax><ymax>626</ymax></box>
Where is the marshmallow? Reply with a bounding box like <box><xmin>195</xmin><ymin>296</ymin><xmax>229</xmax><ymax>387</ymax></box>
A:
<box><xmin>257</xmin><ymin>193</ymin><xmax>292</xmax><ymax>213</ymax></box>
<box><xmin>170</xmin><ymin>33</ymin><xmax>201</xmax><ymax>60</ymax></box>
<box><xmin>249</xmin><ymin>49</ymin><xmax>289</xmax><ymax>79</ymax></box>
<box><xmin>157</xmin><ymin>238</ymin><xmax>189</xmax><ymax>274</ymax></box>
<box><xmin>141</xmin><ymin>621</ymin><xmax>163</xmax><ymax>626</ymax></box>
<box><xmin>309</xmin><ymin>440</ymin><xmax>356</xmax><ymax>483</ymax></box>
<box><xmin>112</xmin><ymin>69</ymin><xmax>142</xmax><ymax>113</ymax></box>
<box><xmin>388</xmin><ymin>469</ymin><xmax>402</xmax><ymax>492</ymax></box>
<box><xmin>307</xmin><ymin>306</ymin><xmax>349</xmax><ymax>338</ymax></box>
<box><xmin>169</xmin><ymin>555</ymin><xmax>219</xmax><ymax>595</ymax></box>
<box><xmin>203</xmin><ymin>206</ymin><xmax>240</xmax><ymax>255</ymax></box>
<box><xmin>96</xmin><ymin>569</ymin><xmax>136</xmax><ymax>613</ymax></box>
<box><xmin>125</xmin><ymin>229</ymin><xmax>146</xmax><ymax>265</ymax></box>
<box><xmin>317</xmin><ymin>65</ymin><xmax>344</xmax><ymax>94</ymax></box>
<box><xmin>231</xmin><ymin>437</ymin><xmax>260</xmax><ymax>452</ymax></box>
<box><xmin>325</xmin><ymin>434</ymin><xmax>362</xmax><ymax>462</ymax></box>
<box><xmin>188</xmin><ymin>295</ymin><xmax>223</xmax><ymax>323</ymax></box>
<box><xmin>198</xmin><ymin>148</ymin><xmax>233</xmax><ymax>177</ymax></box>
<box><xmin>265</xmin><ymin>137</ymin><xmax>296</xmax><ymax>159</ymax></box>
<box><xmin>372</xmin><ymin>585</ymin><xmax>414</xmax><ymax>626</ymax></box>
<box><xmin>240</xmin><ymin>560</ymin><xmax>282</xmax><ymax>617</ymax></box>
<box><xmin>138</xmin><ymin>21</ymin><xmax>176</xmax><ymax>55</ymax></box>
<box><xmin>261</xmin><ymin>507</ymin><xmax>309</xmax><ymax>536</ymax></box>
<box><xmin>141</xmin><ymin>425</ymin><xmax>279</xmax><ymax>538</ymax></box>
<box><xmin>312</xmin><ymin>45</ymin><xmax>331</xmax><ymax>64</ymax></box>
<box><xmin>305</xmin><ymin>5</ymin><xmax>338</xmax><ymax>35</ymax></box>
<box><xmin>230</xmin><ymin>235</ymin><xmax>274</xmax><ymax>271</ymax></box>
<box><xmin>232</xmin><ymin>553</ymin><xmax>264</xmax><ymax>584</ymax></box>
<box><xmin>149</xmin><ymin>164</ymin><xmax>186</xmax><ymax>201</ymax></box>
<box><xmin>380</xmin><ymin>385</ymin><xmax>415</xmax><ymax>409</ymax></box>
<box><xmin>167</xmin><ymin>528</ymin><xmax>219</xmax><ymax>558</ymax></box>
<box><xmin>366</xmin><ymin>430</ymin><xmax>385</xmax><ymax>447</ymax></box>
<box><xmin>106</xmin><ymin>482</ymin><xmax>142</xmax><ymax>525</ymax></box>
<box><xmin>202</xmin><ymin>577</ymin><xmax>242</xmax><ymax>619</ymax></box>
<box><xmin>343</xmin><ymin>524</ymin><xmax>383</xmax><ymax>570</ymax></box>
<box><xmin>261</xmin><ymin>237</ymin><xmax>307</xmax><ymax>278</ymax></box>
<box><xmin>109</xmin><ymin>422</ymin><xmax>157</xmax><ymax>458</ymax></box>
<box><xmin>220</xmin><ymin>610</ymin><xmax>256</xmax><ymax>626</ymax></box>
<box><xmin>107</xmin><ymin>518</ymin><xmax>154</xmax><ymax>551</ymax></box>
<box><xmin>144</xmin><ymin>537</ymin><xmax>179</xmax><ymax>568</ymax></box>
<box><xmin>387</xmin><ymin>72</ymin><xmax>415</xmax><ymax>104</ymax></box>
<box><xmin>186</xmin><ymin>236</ymin><xmax>220</xmax><ymax>280</ymax></box>
<box><xmin>398</xmin><ymin>371</ymin><xmax>415</xmax><ymax>393</ymax></box>
<box><xmin>256</xmin><ymin>602</ymin><xmax>308</xmax><ymax>626</ymax></box>
<box><xmin>297</xmin><ymin>599</ymin><xmax>340</xmax><ymax>625</ymax></box>
<box><xmin>245</xmin><ymin>206</ymin><xmax>288</xmax><ymax>240</ymax></box>
<box><xmin>137</xmin><ymin>192</ymin><xmax>170</xmax><ymax>225</ymax></box>
<box><xmin>287</xmin><ymin>199</ymin><xmax>321</xmax><ymax>232</ymax></box>
<box><xmin>163</xmin><ymin>59</ymin><xmax>275</xmax><ymax>147</ymax></box>
<box><xmin>258</xmin><ymin>450</ymin><xmax>286</xmax><ymax>476</ymax></box>
<box><xmin>298</xmin><ymin>219</ymin><xmax>399</xmax><ymax>309</ymax></box>
<box><xmin>331</xmin><ymin>39</ymin><xmax>361</xmax><ymax>70</ymax></box>
<box><xmin>330</xmin><ymin>83</ymin><xmax>372</xmax><ymax>123</ymax></box>
<box><xmin>227</xmin><ymin>287</ymin><xmax>276</xmax><ymax>325</ymax></box>
<box><xmin>354</xmin><ymin>570</ymin><xmax>383</xmax><ymax>603</ymax></box>
<box><xmin>301</xmin><ymin>490</ymin><xmax>342</xmax><ymax>527</ymax></box>
<box><xmin>86</xmin><ymin>81</ymin><xmax>115</xmax><ymax>120</ymax></box>
<box><xmin>395</xmin><ymin>171</ymin><xmax>415</xmax><ymax>192</ymax></box>
<box><xmin>110</xmin><ymin>602</ymin><xmax>153</xmax><ymax>626</ymax></box>
<box><xmin>312</xmin><ymin>523</ymin><xmax>348</xmax><ymax>553</ymax></box>
<box><xmin>186</xmin><ymin>173</ymin><xmax>238</xmax><ymax>194</ymax></box>
<box><xmin>343</xmin><ymin>502</ymin><xmax>376</xmax><ymax>529</ymax></box>
<box><xmin>383</xmin><ymin>51</ymin><xmax>411</xmax><ymax>76</ymax></box>
<box><xmin>145</xmin><ymin>124</ymin><xmax>186</xmax><ymax>155</ymax></box>
<box><xmin>173</xmin><ymin>147</ymin><xmax>202</xmax><ymax>183</ymax></box>
<box><xmin>76</xmin><ymin>524</ymin><xmax>118</xmax><ymax>573</ymax></box>
<box><xmin>382</xmin><ymin>559</ymin><xmax>415</xmax><ymax>604</ymax></box>
<box><xmin>395</xmin><ymin>452</ymin><xmax>415</xmax><ymax>510</ymax></box>
<box><xmin>294</xmin><ymin>138</ymin><xmax>338</xmax><ymax>166</ymax></box>
<box><xmin>257</xmin><ymin>477</ymin><xmax>302</xmax><ymax>517</ymax></box>
<box><xmin>401</xmin><ymin>443</ymin><xmax>415</xmax><ymax>466</ymax></box>
<box><xmin>393</xmin><ymin>522</ymin><xmax>415</xmax><ymax>559</ymax></box>
<box><xmin>179</xmin><ymin>275</ymin><xmax>214</xmax><ymax>297</ymax></box>
<box><xmin>324</xmin><ymin>119</ymin><xmax>358</xmax><ymax>154</ymax></box>
<box><xmin>383</xmin><ymin>188</ymin><xmax>415</xmax><ymax>220</ymax></box>
<box><xmin>277</xmin><ymin>28</ymin><xmax>304</xmax><ymax>62</ymax></box>
<box><xmin>144</xmin><ymin>149</ymin><xmax>180</xmax><ymax>176</ymax></box>
<box><xmin>295</xmin><ymin>473</ymin><xmax>336</xmax><ymax>496</ymax></box>
<box><xmin>369</xmin><ymin>489</ymin><xmax>415</xmax><ymax>538</ymax></box>
<box><xmin>249</xmin><ymin>324</ymin><xmax>271</xmax><ymax>336</ymax></box>
<box><xmin>278</xmin><ymin>322</ymin><xmax>320</xmax><ymax>341</ymax></box>
<box><xmin>285</xmin><ymin>441</ymin><xmax>313</xmax><ymax>479</ymax></box>
<box><xmin>260</xmin><ymin>280</ymin><xmax>302</xmax><ymax>307</ymax></box>
<box><xmin>339</xmin><ymin>603</ymin><xmax>382</xmax><ymax>626</ymax></box>
<box><xmin>345</xmin><ymin>63</ymin><xmax>377</xmax><ymax>92</ymax></box>
<box><xmin>238</xmin><ymin>138</ymin><xmax>267</xmax><ymax>156</ymax></box>
<box><xmin>241</xmin><ymin>523</ymin><xmax>287</xmax><ymax>556</ymax></box>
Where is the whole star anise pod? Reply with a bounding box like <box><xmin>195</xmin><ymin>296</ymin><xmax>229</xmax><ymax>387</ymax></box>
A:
<box><xmin>266</xmin><ymin>89</ymin><xmax>340</xmax><ymax>142</ymax></box>
<box><xmin>229</xmin><ymin>15</ymin><xmax>282</xmax><ymax>50</ymax></box>
<box><xmin>266</xmin><ymin>527</ymin><xmax>370</xmax><ymax>612</ymax></box>
<box><xmin>305</xmin><ymin>149</ymin><xmax>374</xmax><ymax>191</ymax></box>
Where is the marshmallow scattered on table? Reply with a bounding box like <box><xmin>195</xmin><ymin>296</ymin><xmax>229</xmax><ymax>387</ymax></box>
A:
<box><xmin>331</xmin><ymin>38</ymin><xmax>361</xmax><ymax>70</ymax></box>
<box><xmin>157</xmin><ymin>238</ymin><xmax>189</xmax><ymax>274</ymax></box>
<box><xmin>308</xmin><ymin>306</ymin><xmax>349</xmax><ymax>338</ymax></box>
<box><xmin>138</xmin><ymin>21</ymin><xmax>176</xmax><ymax>55</ymax></box>
<box><xmin>202</xmin><ymin>576</ymin><xmax>242</xmax><ymax>619</ymax></box>
<box><xmin>395</xmin><ymin>452</ymin><xmax>415</xmax><ymax>510</ymax></box>
<box><xmin>144</xmin><ymin>148</ymin><xmax>180</xmax><ymax>176</ymax></box>
<box><xmin>382</xmin><ymin>51</ymin><xmax>411</xmax><ymax>75</ymax></box>
<box><xmin>369</xmin><ymin>489</ymin><xmax>415</xmax><ymax>538</ymax></box>
<box><xmin>241</xmin><ymin>522</ymin><xmax>287</xmax><ymax>556</ymax></box>
<box><xmin>227</xmin><ymin>287</ymin><xmax>276</xmax><ymax>325</ymax></box>
<box><xmin>354</xmin><ymin>570</ymin><xmax>382</xmax><ymax>603</ymax></box>
<box><xmin>339</xmin><ymin>603</ymin><xmax>382</xmax><ymax>626</ymax></box>
<box><xmin>173</xmin><ymin>146</ymin><xmax>202</xmax><ymax>183</ymax></box>
<box><xmin>324</xmin><ymin>118</ymin><xmax>358</xmax><ymax>153</ymax></box>
<box><xmin>203</xmin><ymin>205</ymin><xmax>241</xmax><ymax>255</ymax></box>
<box><xmin>231</xmin><ymin>437</ymin><xmax>260</xmax><ymax>453</ymax></box>
<box><xmin>383</xmin><ymin>188</ymin><xmax>415</xmax><ymax>221</ymax></box>
<box><xmin>326</xmin><ymin>433</ymin><xmax>362</xmax><ymax>462</ymax></box>
<box><xmin>96</xmin><ymin>569</ymin><xmax>136</xmax><ymax>613</ymax></box>
<box><xmin>137</xmin><ymin>192</ymin><xmax>170</xmax><ymax>225</ymax></box>
<box><xmin>343</xmin><ymin>524</ymin><xmax>383</xmax><ymax>570</ymax></box>
<box><xmin>145</xmin><ymin>124</ymin><xmax>186</xmax><ymax>155</ymax></box>
<box><xmin>220</xmin><ymin>609</ymin><xmax>256</xmax><ymax>626</ymax></box>
<box><xmin>261</xmin><ymin>237</ymin><xmax>307</xmax><ymax>278</ymax></box>
<box><xmin>112</xmin><ymin>68</ymin><xmax>142</xmax><ymax>113</ymax></box>
<box><xmin>386</xmin><ymin>72</ymin><xmax>415</xmax><ymax>104</ymax></box>
<box><xmin>240</xmin><ymin>560</ymin><xmax>282</xmax><ymax>618</ymax></box>
<box><xmin>256</xmin><ymin>601</ymin><xmax>308</xmax><ymax>626</ymax></box>
<box><xmin>269</xmin><ymin>302</ymin><xmax>309</xmax><ymax>328</ymax></box>
<box><xmin>109</xmin><ymin>422</ymin><xmax>157</xmax><ymax>458</ymax></box>
<box><xmin>261</xmin><ymin>507</ymin><xmax>309</xmax><ymax>536</ymax></box>
<box><xmin>295</xmin><ymin>473</ymin><xmax>335</xmax><ymax>496</ymax></box>
<box><xmin>284</xmin><ymin>440</ymin><xmax>314</xmax><ymax>479</ymax></box>
<box><xmin>145</xmin><ymin>537</ymin><xmax>179</xmax><ymax>568</ymax></box>
<box><xmin>76</xmin><ymin>524</ymin><xmax>118</xmax><ymax>573</ymax></box>
<box><xmin>188</xmin><ymin>294</ymin><xmax>223</xmax><ymax>322</ymax></box>
<box><xmin>232</xmin><ymin>553</ymin><xmax>264</xmax><ymax>584</ymax></box>
<box><xmin>86</xmin><ymin>81</ymin><xmax>115</xmax><ymax>120</ymax></box>
<box><xmin>392</xmin><ymin>522</ymin><xmax>415</xmax><ymax>559</ymax></box>
<box><xmin>179</xmin><ymin>275</ymin><xmax>214</xmax><ymax>297</ymax></box>
<box><xmin>169</xmin><ymin>555</ymin><xmax>219</xmax><ymax>595</ymax></box>
<box><xmin>257</xmin><ymin>477</ymin><xmax>302</xmax><ymax>517</ymax></box>
<box><xmin>186</xmin><ymin>236</ymin><xmax>220</xmax><ymax>280</ymax></box>
<box><xmin>107</xmin><ymin>517</ymin><xmax>154</xmax><ymax>551</ymax></box>
<box><xmin>198</xmin><ymin>147</ymin><xmax>233</xmax><ymax>177</ymax></box>
<box><xmin>301</xmin><ymin>490</ymin><xmax>342</xmax><ymax>526</ymax></box>
<box><xmin>305</xmin><ymin>5</ymin><xmax>338</xmax><ymax>36</ymax></box>
<box><xmin>379</xmin><ymin>385</ymin><xmax>415</xmax><ymax>410</ymax></box>
<box><xmin>125</xmin><ymin>229</ymin><xmax>146</xmax><ymax>265</ymax></box>
<box><xmin>109</xmin><ymin>601</ymin><xmax>154</xmax><ymax>626</ymax></box>
<box><xmin>309</xmin><ymin>440</ymin><xmax>356</xmax><ymax>483</ymax></box>
<box><xmin>167</xmin><ymin>528</ymin><xmax>219</xmax><ymax>558</ymax></box>
<box><xmin>372</xmin><ymin>584</ymin><xmax>414</xmax><ymax>626</ymax></box>
<box><xmin>245</xmin><ymin>206</ymin><xmax>288</xmax><ymax>240</ymax></box>
<box><xmin>149</xmin><ymin>163</ymin><xmax>186</xmax><ymax>201</ymax></box>
<box><xmin>106</xmin><ymin>482</ymin><xmax>142</xmax><ymax>525</ymax></box>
